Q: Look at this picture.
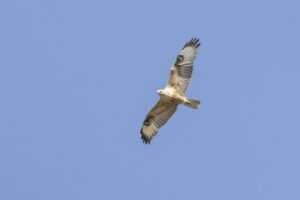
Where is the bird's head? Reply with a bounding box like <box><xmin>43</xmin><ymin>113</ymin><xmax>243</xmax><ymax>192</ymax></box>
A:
<box><xmin>156</xmin><ymin>89</ymin><xmax>163</xmax><ymax>95</ymax></box>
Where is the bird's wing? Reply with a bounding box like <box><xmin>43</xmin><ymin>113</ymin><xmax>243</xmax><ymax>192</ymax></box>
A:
<box><xmin>167</xmin><ymin>38</ymin><xmax>200</xmax><ymax>94</ymax></box>
<box><xmin>141</xmin><ymin>99</ymin><xmax>177</xmax><ymax>144</ymax></box>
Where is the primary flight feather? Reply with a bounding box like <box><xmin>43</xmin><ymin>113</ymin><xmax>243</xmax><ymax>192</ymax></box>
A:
<box><xmin>140</xmin><ymin>38</ymin><xmax>201</xmax><ymax>144</ymax></box>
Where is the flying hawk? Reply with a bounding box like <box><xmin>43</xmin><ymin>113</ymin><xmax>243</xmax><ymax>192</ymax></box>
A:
<box><xmin>140</xmin><ymin>38</ymin><xmax>201</xmax><ymax>144</ymax></box>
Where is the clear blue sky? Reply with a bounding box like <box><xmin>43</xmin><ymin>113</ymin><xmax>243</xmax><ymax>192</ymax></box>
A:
<box><xmin>1</xmin><ymin>0</ymin><xmax>299</xmax><ymax>199</ymax></box>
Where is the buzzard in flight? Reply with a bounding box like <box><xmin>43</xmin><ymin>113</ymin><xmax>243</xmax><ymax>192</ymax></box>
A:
<box><xmin>140</xmin><ymin>38</ymin><xmax>201</xmax><ymax>144</ymax></box>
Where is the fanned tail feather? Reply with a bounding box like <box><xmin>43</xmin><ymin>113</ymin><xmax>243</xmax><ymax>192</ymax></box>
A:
<box><xmin>184</xmin><ymin>98</ymin><xmax>200</xmax><ymax>109</ymax></box>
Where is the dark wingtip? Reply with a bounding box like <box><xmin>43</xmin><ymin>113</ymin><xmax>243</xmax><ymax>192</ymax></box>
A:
<box><xmin>182</xmin><ymin>37</ymin><xmax>201</xmax><ymax>49</ymax></box>
<box><xmin>141</xmin><ymin>136</ymin><xmax>151</xmax><ymax>144</ymax></box>
<box><xmin>140</xmin><ymin>129</ymin><xmax>151</xmax><ymax>144</ymax></box>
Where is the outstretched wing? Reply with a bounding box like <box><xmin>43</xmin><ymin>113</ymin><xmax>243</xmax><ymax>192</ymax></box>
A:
<box><xmin>167</xmin><ymin>38</ymin><xmax>200</xmax><ymax>94</ymax></box>
<box><xmin>141</xmin><ymin>99</ymin><xmax>177</xmax><ymax>144</ymax></box>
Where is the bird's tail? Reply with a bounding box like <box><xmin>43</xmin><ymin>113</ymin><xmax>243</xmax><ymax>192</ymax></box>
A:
<box><xmin>184</xmin><ymin>98</ymin><xmax>201</xmax><ymax>109</ymax></box>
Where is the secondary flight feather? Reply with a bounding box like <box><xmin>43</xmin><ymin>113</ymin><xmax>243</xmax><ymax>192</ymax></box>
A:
<box><xmin>140</xmin><ymin>38</ymin><xmax>201</xmax><ymax>144</ymax></box>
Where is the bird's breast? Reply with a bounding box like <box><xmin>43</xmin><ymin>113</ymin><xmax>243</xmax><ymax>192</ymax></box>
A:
<box><xmin>161</xmin><ymin>89</ymin><xmax>184</xmax><ymax>104</ymax></box>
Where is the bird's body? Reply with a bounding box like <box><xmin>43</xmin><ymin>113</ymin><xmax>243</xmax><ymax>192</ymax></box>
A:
<box><xmin>157</xmin><ymin>88</ymin><xmax>183</xmax><ymax>104</ymax></box>
<box><xmin>140</xmin><ymin>38</ymin><xmax>201</xmax><ymax>144</ymax></box>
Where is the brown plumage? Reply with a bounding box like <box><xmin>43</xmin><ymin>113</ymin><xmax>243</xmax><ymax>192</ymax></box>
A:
<box><xmin>140</xmin><ymin>38</ymin><xmax>201</xmax><ymax>144</ymax></box>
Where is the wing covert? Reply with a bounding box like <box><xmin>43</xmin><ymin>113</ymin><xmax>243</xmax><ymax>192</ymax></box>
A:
<box><xmin>168</xmin><ymin>38</ymin><xmax>201</xmax><ymax>94</ymax></box>
<box><xmin>140</xmin><ymin>99</ymin><xmax>177</xmax><ymax>144</ymax></box>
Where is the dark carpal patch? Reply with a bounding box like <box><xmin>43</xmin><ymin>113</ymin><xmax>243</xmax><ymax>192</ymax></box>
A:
<box><xmin>143</xmin><ymin>116</ymin><xmax>153</xmax><ymax>126</ymax></box>
<box><xmin>176</xmin><ymin>55</ymin><xmax>184</xmax><ymax>65</ymax></box>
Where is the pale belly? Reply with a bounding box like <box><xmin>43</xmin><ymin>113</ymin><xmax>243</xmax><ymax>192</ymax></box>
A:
<box><xmin>160</xmin><ymin>89</ymin><xmax>185</xmax><ymax>104</ymax></box>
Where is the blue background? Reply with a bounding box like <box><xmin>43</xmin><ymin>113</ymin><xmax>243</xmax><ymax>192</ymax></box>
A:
<box><xmin>1</xmin><ymin>0</ymin><xmax>300</xmax><ymax>199</ymax></box>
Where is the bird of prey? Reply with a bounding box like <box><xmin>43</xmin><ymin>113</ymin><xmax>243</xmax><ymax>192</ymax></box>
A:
<box><xmin>140</xmin><ymin>38</ymin><xmax>201</xmax><ymax>144</ymax></box>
